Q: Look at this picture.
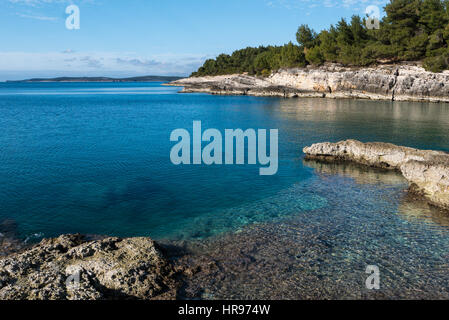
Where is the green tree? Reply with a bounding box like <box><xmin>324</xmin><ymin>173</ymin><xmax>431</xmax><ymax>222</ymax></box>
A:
<box><xmin>280</xmin><ymin>42</ymin><xmax>307</xmax><ymax>67</ymax></box>
<box><xmin>192</xmin><ymin>0</ymin><xmax>449</xmax><ymax>75</ymax></box>
<box><xmin>420</xmin><ymin>0</ymin><xmax>448</xmax><ymax>33</ymax></box>
<box><xmin>350</xmin><ymin>15</ymin><xmax>369</xmax><ymax>44</ymax></box>
<box><xmin>319</xmin><ymin>28</ymin><xmax>339</xmax><ymax>62</ymax></box>
<box><xmin>296</xmin><ymin>24</ymin><xmax>317</xmax><ymax>49</ymax></box>
<box><xmin>405</xmin><ymin>33</ymin><xmax>430</xmax><ymax>59</ymax></box>
<box><xmin>336</xmin><ymin>19</ymin><xmax>354</xmax><ymax>47</ymax></box>
<box><xmin>305</xmin><ymin>46</ymin><xmax>324</xmax><ymax>65</ymax></box>
<box><xmin>383</xmin><ymin>0</ymin><xmax>421</xmax><ymax>58</ymax></box>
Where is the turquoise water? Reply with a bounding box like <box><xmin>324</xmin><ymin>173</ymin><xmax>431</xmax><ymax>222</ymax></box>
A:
<box><xmin>1</xmin><ymin>82</ymin><xmax>449</xmax><ymax>245</ymax></box>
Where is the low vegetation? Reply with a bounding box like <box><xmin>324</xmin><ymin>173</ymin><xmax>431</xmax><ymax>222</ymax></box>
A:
<box><xmin>192</xmin><ymin>0</ymin><xmax>449</xmax><ymax>76</ymax></box>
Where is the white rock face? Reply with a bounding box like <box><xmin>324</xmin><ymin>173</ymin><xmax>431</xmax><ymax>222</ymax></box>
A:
<box><xmin>169</xmin><ymin>64</ymin><xmax>449</xmax><ymax>102</ymax></box>
<box><xmin>303</xmin><ymin>139</ymin><xmax>449</xmax><ymax>209</ymax></box>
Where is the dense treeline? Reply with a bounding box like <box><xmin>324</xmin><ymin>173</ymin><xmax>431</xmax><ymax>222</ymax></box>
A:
<box><xmin>192</xmin><ymin>0</ymin><xmax>449</xmax><ymax>76</ymax></box>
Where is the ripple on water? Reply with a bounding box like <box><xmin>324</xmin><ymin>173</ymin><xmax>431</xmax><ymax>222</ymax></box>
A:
<box><xmin>171</xmin><ymin>163</ymin><xmax>449</xmax><ymax>299</ymax></box>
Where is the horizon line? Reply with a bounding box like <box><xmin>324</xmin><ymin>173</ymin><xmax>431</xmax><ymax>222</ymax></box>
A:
<box><xmin>2</xmin><ymin>74</ymin><xmax>188</xmax><ymax>83</ymax></box>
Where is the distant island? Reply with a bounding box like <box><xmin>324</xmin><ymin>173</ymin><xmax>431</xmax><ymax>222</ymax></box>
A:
<box><xmin>7</xmin><ymin>75</ymin><xmax>185</xmax><ymax>83</ymax></box>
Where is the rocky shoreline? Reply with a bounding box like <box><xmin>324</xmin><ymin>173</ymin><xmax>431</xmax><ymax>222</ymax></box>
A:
<box><xmin>168</xmin><ymin>64</ymin><xmax>449</xmax><ymax>103</ymax></box>
<box><xmin>0</xmin><ymin>234</ymin><xmax>185</xmax><ymax>300</ymax></box>
<box><xmin>303</xmin><ymin>140</ymin><xmax>449</xmax><ymax>210</ymax></box>
<box><xmin>2</xmin><ymin>212</ymin><xmax>449</xmax><ymax>300</ymax></box>
<box><xmin>2</xmin><ymin>151</ymin><xmax>449</xmax><ymax>300</ymax></box>
<box><xmin>2</xmin><ymin>141</ymin><xmax>449</xmax><ymax>300</ymax></box>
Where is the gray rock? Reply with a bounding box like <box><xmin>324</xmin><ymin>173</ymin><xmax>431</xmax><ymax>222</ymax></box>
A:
<box><xmin>0</xmin><ymin>234</ymin><xmax>179</xmax><ymax>300</ymax></box>
<box><xmin>303</xmin><ymin>139</ymin><xmax>449</xmax><ymax>209</ymax></box>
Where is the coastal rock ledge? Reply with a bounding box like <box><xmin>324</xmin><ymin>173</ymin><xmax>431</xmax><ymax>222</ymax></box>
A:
<box><xmin>169</xmin><ymin>64</ymin><xmax>449</xmax><ymax>102</ymax></box>
<box><xmin>0</xmin><ymin>234</ymin><xmax>179</xmax><ymax>300</ymax></box>
<box><xmin>304</xmin><ymin>140</ymin><xmax>449</xmax><ymax>210</ymax></box>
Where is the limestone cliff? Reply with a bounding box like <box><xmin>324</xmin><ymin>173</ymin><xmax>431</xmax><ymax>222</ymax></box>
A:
<box><xmin>303</xmin><ymin>139</ymin><xmax>449</xmax><ymax>209</ymax></box>
<box><xmin>169</xmin><ymin>64</ymin><xmax>449</xmax><ymax>102</ymax></box>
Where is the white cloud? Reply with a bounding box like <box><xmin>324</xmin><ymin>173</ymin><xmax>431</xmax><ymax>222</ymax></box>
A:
<box><xmin>266</xmin><ymin>0</ymin><xmax>389</xmax><ymax>11</ymax></box>
<box><xmin>0</xmin><ymin>51</ymin><xmax>210</xmax><ymax>77</ymax></box>
<box><xmin>8</xmin><ymin>0</ymin><xmax>92</xmax><ymax>5</ymax></box>
<box><xmin>17</xmin><ymin>13</ymin><xmax>58</xmax><ymax>20</ymax></box>
<box><xmin>9</xmin><ymin>0</ymin><xmax>69</xmax><ymax>6</ymax></box>
<box><xmin>10</xmin><ymin>0</ymin><xmax>95</xmax><ymax>23</ymax></box>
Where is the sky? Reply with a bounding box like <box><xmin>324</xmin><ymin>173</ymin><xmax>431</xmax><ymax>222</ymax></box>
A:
<box><xmin>0</xmin><ymin>0</ymin><xmax>389</xmax><ymax>81</ymax></box>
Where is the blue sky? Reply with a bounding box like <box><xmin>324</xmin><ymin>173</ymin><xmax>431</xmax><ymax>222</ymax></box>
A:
<box><xmin>0</xmin><ymin>0</ymin><xmax>388</xmax><ymax>80</ymax></box>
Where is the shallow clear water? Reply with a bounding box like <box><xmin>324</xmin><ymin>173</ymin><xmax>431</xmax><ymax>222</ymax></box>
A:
<box><xmin>0</xmin><ymin>82</ymin><xmax>449</xmax><ymax>249</ymax></box>
<box><xmin>175</xmin><ymin>160</ymin><xmax>449</xmax><ymax>299</ymax></box>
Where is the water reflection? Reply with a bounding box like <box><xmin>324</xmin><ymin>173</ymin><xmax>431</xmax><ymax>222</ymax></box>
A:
<box><xmin>398</xmin><ymin>194</ymin><xmax>449</xmax><ymax>229</ymax></box>
<box><xmin>303</xmin><ymin>158</ymin><xmax>406</xmax><ymax>185</ymax></box>
<box><xmin>278</xmin><ymin>98</ymin><xmax>449</xmax><ymax>152</ymax></box>
<box><xmin>279</xmin><ymin>98</ymin><xmax>449</xmax><ymax>123</ymax></box>
<box><xmin>304</xmin><ymin>158</ymin><xmax>449</xmax><ymax>230</ymax></box>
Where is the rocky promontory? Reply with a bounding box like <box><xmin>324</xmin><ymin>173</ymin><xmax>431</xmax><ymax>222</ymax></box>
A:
<box><xmin>0</xmin><ymin>234</ymin><xmax>181</xmax><ymax>300</ymax></box>
<box><xmin>303</xmin><ymin>139</ymin><xmax>449</xmax><ymax>209</ymax></box>
<box><xmin>169</xmin><ymin>64</ymin><xmax>449</xmax><ymax>102</ymax></box>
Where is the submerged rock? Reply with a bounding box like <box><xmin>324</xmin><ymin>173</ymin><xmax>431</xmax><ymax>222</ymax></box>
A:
<box><xmin>168</xmin><ymin>64</ymin><xmax>449</xmax><ymax>102</ymax></box>
<box><xmin>0</xmin><ymin>234</ymin><xmax>179</xmax><ymax>300</ymax></box>
<box><xmin>303</xmin><ymin>139</ymin><xmax>449</xmax><ymax>209</ymax></box>
<box><xmin>0</xmin><ymin>220</ymin><xmax>24</xmax><ymax>257</ymax></box>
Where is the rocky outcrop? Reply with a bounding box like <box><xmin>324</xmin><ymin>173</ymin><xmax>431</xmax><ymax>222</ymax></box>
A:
<box><xmin>303</xmin><ymin>139</ymin><xmax>449</xmax><ymax>209</ymax></box>
<box><xmin>168</xmin><ymin>64</ymin><xmax>449</xmax><ymax>102</ymax></box>
<box><xmin>0</xmin><ymin>234</ymin><xmax>180</xmax><ymax>300</ymax></box>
